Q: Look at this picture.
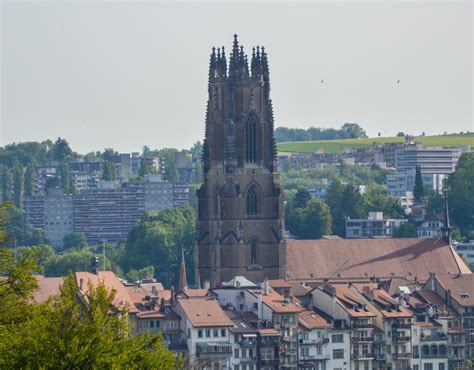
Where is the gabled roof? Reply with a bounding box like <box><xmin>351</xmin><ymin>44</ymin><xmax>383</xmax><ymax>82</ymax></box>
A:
<box><xmin>298</xmin><ymin>310</ymin><xmax>331</xmax><ymax>329</ymax></box>
<box><xmin>332</xmin><ymin>284</ymin><xmax>376</xmax><ymax>318</ymax></box>
<box><xmin>177</xmin><ymin>297</ymin><xmax>233</xmax><ymax>327</ymax></box>
<box><xmin>250</xmin><ymin>288</ymin><xmax>302</xmax><ymax>314</ymax></box>
<box><xmin>74</xmin><ymin>271</ymin><xmax>139</xmax><ymax>313</ymax></box>
<box><xmin>432</xmin><ymin>273</ymin><xmax>474</xmax><ymax>306</ymax></box>
<box><xmin>223</xmin><ymin>276</ymin><xmax>257</xmax><ymax>289</ymax></box>
<box><xmin>287</xmin><ymin>238</ymin><xmax>471</xmax><ymax>283</ymax></box>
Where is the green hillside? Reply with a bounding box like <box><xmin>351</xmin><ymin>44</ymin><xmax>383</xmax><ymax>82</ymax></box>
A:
<box><xmin>277</xmin><ymin>133</ymin><xmax>474</xmax><ymax>155</ymax></box>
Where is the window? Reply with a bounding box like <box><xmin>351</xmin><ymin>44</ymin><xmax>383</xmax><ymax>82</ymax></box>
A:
<box><xmin>250</xmin><ymin>240</ymin><xmax>258</xmax><ymax>265</ymax></box>
<box><xmin>247</xmin><ymin>188</ymin><xmax>258</xmax><ymax>216</ymax></box>
<box><xmin>221</xmin><ymin>329</ymin><xmax>226</xmax><ymax>337</ymax></box>
<box><xmin>205</xmin><ymin>329</ymin><xmax>210</xmax><ymax>337</ymax></box>
<box><xmin>234</xmin><ymin>349</ymin><xmax>240</xmax><ymax>358</ymax></box>
<box><xmin>242</xmin><ymin>349</ymin><xmax>247</xmax><ymax>357</ymax></box>
<box><xmin>198</xmin><ymin>330</ymin><xmax>203</xmax><ymax>338</ymax></box>
<box><xmin>150</xmin><ymin>321</ymin><xmax>154</xmax><ymax>328</ymax></box>
<box><xmin>213</xmin><ymin>329</ymin><xmax>218</xmax><ymax>337</ymax></box>
<box><xmin>439</xmin><ymin>364</ymin><xmax>445</xmax><ymax>370</ymax></box>
<box><xmin>234</xmin><ymin>365</ymin><xmax>239</xmax><ymax>370</ymax></box>
<box><xmin>245</xmin><ymin>116</ymin><xmax>257</xmax><ymax>163</ymax></box>
<box><xmin>333</xmin><ymin>349</ymin><xmax>344</xmax><ymax>359</ymax></box>
<box><xmin>332</xmin><ymin>334</ymin><xmax>344</xmax><ymax>343</ymax></box>
<box><xmin>424</xmin><ymin>364</ymin><xmax>433</xmax><ymax>370</ymax></box>
<box><xmin>253</xmin><ymin>302</ymin><xmax>258</xmax><ymax>310</ymax></box>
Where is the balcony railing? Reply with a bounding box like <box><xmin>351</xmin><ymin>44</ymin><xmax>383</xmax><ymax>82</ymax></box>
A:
<box><xmin>421</xmin><ymin>334</ymin><xmax>448</xmax><ymax>341</ymax></box>
<box><xmin>260</xmin><ymin>339</ymin><xmax>279</xmax><ymax>347</ymax></box>
<box><xmin>351</xmin><ymin>353</ymin><xmax>373</xmax><ymax>360</ymax></box>
<box><xmin>240</xmin><ymin>356</ymin><xmax>257</xmax><ymax>363</ymax></box>
<box><xmin>299</xmin><ymin>338</ymin><xmax>329</xmax><ymax>345</ymax></box>
<box><xmin>421</xmin><ymin>353</ymin><xmax>448</xmax><ymax>359</ymax></box>
<box><xmin>393</xmin><ymin>323</ymin><xmax>411</xmax><ymax>329</ymax></box>
<box><xmin>196</xmin><ymin>343</ymin><xmax>232</xmax><ymax>357</ymax></box>
<box><xmin>352</xmin><ymin>336</ymin><xmax>374</xmax><ymax>342</ymax></box>
<box><xmin>240</xmin><ymin>340</ymin><xmax>257</xmax><ymax>348</ymax></box>
<box><xmin>352</xmin><ymin>322</ymin><xmax>374</xmax><ymax>328</ymax></box>
<box><xmin>392</xmin><ymin>335</ymin><xmax>411</xmax><ymax>342</ymax></box>
<box><xmin>392</xmin><ymin>352</ymin><xmax>411</xmax><ymax>359</ymax></box>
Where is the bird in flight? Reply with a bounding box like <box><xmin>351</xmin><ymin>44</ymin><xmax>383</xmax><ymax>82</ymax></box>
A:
<box><xmin>321</xmin><ymin>80</ymin><xmax>324</xmax><ymax>84</ymax></box>
<box><xmin>397</xmin><ymin>80</ymin><xmax>400</xmax><ymax>84</ymax></box>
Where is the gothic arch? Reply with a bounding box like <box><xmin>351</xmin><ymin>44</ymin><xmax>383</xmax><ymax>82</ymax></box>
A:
<box><xmin>212</xmin><ymin>183</ymin><xmax>222</xmax><ymax>218</ymax></box>
<box><xmin>249</xmin><ymin>237</ymin><xmax>260</xmax><ymax>265</ymax></box>
<box><xmin>244</xmin><ymin>182</ymin><xmax>264</xmax><ymax>217</ymax></box>
<box><xmin>244</xmin><ymin>111</ymin><xmax>260</xmax><ymax>163</ymax></box>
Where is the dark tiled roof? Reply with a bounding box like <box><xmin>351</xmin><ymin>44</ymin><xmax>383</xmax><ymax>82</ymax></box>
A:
<box><xmin>287</xmin><ymin>238</ymin><xmax>471</xmax><ymax>283</ymax></box>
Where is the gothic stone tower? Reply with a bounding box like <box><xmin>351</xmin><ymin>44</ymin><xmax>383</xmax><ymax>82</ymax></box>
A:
<box><xmin>195</xmin><ymin>35</ymin><xmax>286</xmax><ymax>288</ymax></box>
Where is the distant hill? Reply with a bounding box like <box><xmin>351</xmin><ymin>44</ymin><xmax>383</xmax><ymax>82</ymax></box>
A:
<box><xmin>277</xmin><ymin>133</ymin><xmax>474</xmax><ymax>155</ymax></box>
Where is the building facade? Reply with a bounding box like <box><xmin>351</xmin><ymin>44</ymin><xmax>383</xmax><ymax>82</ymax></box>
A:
<box><xmin>345</xmin><ymin>212</ymin><xmax>407</xmax><ymax>239</ymax></box>
<box><xmin>196</xmin><ymin>35</ymin><xmax>286</xmax><ymax>287</ymax></box>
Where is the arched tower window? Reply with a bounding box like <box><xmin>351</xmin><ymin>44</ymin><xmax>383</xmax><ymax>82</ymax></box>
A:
<box><xmin>247</xmin><ymin>187</ymin><xmax>258</xmax><ymax>216</ymax></box>
<box><xmin>213</xmin><ymin>190</ymin><xmax>220</xmax><ymax>218</ymax></box>
<box><xmin>245</xmin><ymin>116</ymin><xmax>257</xmax><ymax>163</ymax></box>
<box><xmin>250</xmin><ymin>239</ymin><xmax>259</xmax><ymax>265</ymax></box>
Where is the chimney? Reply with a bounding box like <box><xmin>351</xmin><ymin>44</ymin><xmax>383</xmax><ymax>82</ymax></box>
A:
<box><xmin>263</xmin><ymin>277</ymin><xmax>270</xmax><ymax>295</ymax></box>
<box><xmin>203</xmin><ymin>280</ymin><xmax>211</xmax><ymax>290</ymax></box>
<box><xmin>79</xmin><ymin>278</ymin><xmax>84</xmax><ymax>290</ymax></box>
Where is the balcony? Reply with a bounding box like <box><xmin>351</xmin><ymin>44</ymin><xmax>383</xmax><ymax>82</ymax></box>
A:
<box><xmin>392</xmin><ymin>335</ymin><xmax>411</xmax><ymax>342</ymax></box>
<box><xmin>393</xmin><ymin>323</ymin><xmax>411</xmax><ymax>329</ymax></box>
<box><xmin>351</xmin><ymin>353</ymin><xmax>373</xmax><ymax>360</ymax></box>
<box><xmin>168</xmin><ymin>341</ymin><xmax>188</xmax><ymax>351</ymax></box>
<box><xmin>352</xmin><ymin>322</ymin><xmax>374</xmax><ymax>329</ymax></box>
<box><xmin>421</xmin><ymin>333</ymin><xmax>448</xmax><ymax>341</ymax></box>
<box><xmin>240</xmin><ymin>356</ymin><xmax>257</xmax><ymax>363</ymax></box>
<box><xmin>299</xmin><ymin>338</ymin><xmax>329</xmax><ymax>345</ymax></box>
<box><xmin>352</xmin><ymin>336</ymin><xmax>374</xmax><ymax>343</ymax></box>
<box><xmin>392</xmin><ymin>352</ymin><xmax>411</xmax><ymax>359</ymax></box>
<box><xmin>196</xmin><ymin>342</ymin><xmax>232</xmax><ymax>357</ymax></box>
<box><xmin>240</xmin><ymin>340</ymin><xmax>257</xmax><ymax>348</ymax></box>
<box><xmin>373</xmin><ymin>352</ymin><xmax>386</xmax><ymax>361</ymax></box>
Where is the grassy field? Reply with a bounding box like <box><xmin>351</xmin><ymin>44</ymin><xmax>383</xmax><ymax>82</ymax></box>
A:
<box><xmin>277</xmin><ymin>133</ymin><xmax>474</xmax><ymax>155</ymax></box>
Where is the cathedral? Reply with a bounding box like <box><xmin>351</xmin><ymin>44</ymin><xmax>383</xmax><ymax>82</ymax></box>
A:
<box><xmin>195</xmin><ymin>35</ymin><xmax>286</xmax><ymax>288</ymax></box>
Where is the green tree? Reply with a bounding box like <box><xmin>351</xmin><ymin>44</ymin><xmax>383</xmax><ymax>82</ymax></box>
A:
<box><xmin>1</xmin><ymin>165</ymin><xmax>12</xmax><ymax>202</ymax></box>
<box><xmin>12</xmin><ymin>163</ymin><xmax>24</xmax><ymax>209</ymax></box>
<box><xmin>102</xmin><ymin>161</ymin><xmax>116</xmax><ymax>181</ymax></box>
<box><xmin>139</xmin><ymin>158</ymin><xmax>149</xmax><ymax>177</ymax></box>
<box><xmin>60</xmin><ymin>163</ymin><xmax>71</xmax><ymax>194</ymax></box>
<box><xmin>298</xmin><ymin>199</ymin><xmax>332</xmax><ymax>239</ymax></box>
<box><xmin>124</xmin><ymin>206</ymin><xmax>195</xmax><ymax>287</ymax></box>
<box><xmin>393</xmin><ymin>222</ymin><xmax>417</xmax><ymax>238</ymax></box>
<box><xmin>364</xmin><ymin>186</ymin><xmax>406</xmax><ymax>219</ymax></box>
<box><xmin>293</xmin><ymin>188</ymin><xmax>312</xmax><ymax>209</ymax></box>
<box><xmin>413</xmin><ymin>165</ymin><xmax>424</xmax><ymax>202</ymax></box>
<box><xmin>448</xmin><ymin>153</ymin><xmax>474</xmax><ymax>238</ymax></box>
<box><xmin>63</xmin><ymin>232</ymin><xmax>88</xmax><ymax>250</ymax></box>
<box><xmin>24</xmin><ymin>162</ymin><xmax>35</xmax><ymax>196</ymax></box>
<box><xmin>326</xmin><ymin>179</ymin><xmax>346</xmax><ymax>236</ymax></box>
<box><xmin>52</xmin><ymin>137</ymin><xmax>73</xmax><ymax>162</ymax></box>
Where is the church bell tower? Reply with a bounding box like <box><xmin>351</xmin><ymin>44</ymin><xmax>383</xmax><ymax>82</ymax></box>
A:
<box><xmin>195</xmin><ymin>35</ymin><xmax>286</xmax><ymax>288</ymax></box>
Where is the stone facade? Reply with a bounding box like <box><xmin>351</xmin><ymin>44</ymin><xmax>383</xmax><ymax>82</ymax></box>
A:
<box><xmin>196</xmin><ymin>35</ymin><xmax>286</xmax><ymax>287</ymax></box>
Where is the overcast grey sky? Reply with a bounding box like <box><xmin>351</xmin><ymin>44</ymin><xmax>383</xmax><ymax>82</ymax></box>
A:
<box><xmin>1</xmin><ymin>1</ymin><xmax>472</xmax><ymax>153</ymax></box>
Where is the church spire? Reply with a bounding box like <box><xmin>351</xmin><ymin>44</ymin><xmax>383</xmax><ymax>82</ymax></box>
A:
<box><xmin>442</xmin><ymin>190</ymin><xmax>452</xmax><ymax>245</ymax></box>
<box><xmin>179</xmin><ymin>245</ymin><xmax>188</xmax><ymax>291</ymax></box>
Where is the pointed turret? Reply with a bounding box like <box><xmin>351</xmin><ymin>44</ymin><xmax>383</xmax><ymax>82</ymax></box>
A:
<box><xmin>179</xmin><ymin>245</ymin><xmax>188</xmax><ymax>291</ymax></box>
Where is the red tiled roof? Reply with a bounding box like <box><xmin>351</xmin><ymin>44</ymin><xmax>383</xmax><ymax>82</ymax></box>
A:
<box><xmin>178</xmin><ymin>298</ymin><xmax>233</xmax><ymax>327</ymax></box>
<box><xmin>332</xmin><ymin>284</ymin><xmax>376</xmax><ymax>318</ymax></box>
<box><xmin>74</xmin><ymin>271</ymin><xmax>139</xmax><ymax>313</ymax></box>
<box><xmin>251</xmin><ymin>289</ymin><xmax>302</xmax><ymax>314</ymax></box>
<box><xmin>32</xmin><ymin>275</ymin><xmax>63</xmax><ymax>303</ymax></box>
<box><xmin>298</xmin><ymin>310</ymin><xmax>331</xmax><ymax>329</ymax></box>
<box><xmin>287</xmin><ymin>238</ymin><xmax>471</xmax><ymax>283</ymax></box>
<box><xmin>268</xmin><ymin>279</ymin><xmax>292</xmax><ymax>289</ymax></box>
<box><xmin>433</xmin><ymin>273</ymin><xmax>474</xmax><ymax>306</ymax></box>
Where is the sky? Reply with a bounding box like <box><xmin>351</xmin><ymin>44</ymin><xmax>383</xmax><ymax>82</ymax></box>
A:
<box><xmin>1</xmin><ymin>1</ymin><xmax>472</xmax><ymax>154</ymax></box>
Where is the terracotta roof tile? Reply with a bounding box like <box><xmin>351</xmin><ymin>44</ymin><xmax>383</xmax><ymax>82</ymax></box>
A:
<box><xmin>268</xmin><ymin>279</ymin><xmax>292</xmax><ymax>289</ymax></box>
<box><xmin>433</xmin><ymin>273</ymin><xmax>474</xmax><ymax>306</ymax></box>
<box><xmin>32</xmin><ymin>275</ymin><xmax>63</xmax><ymax>303</ymax></box>
<box><xmin>74</xmin><ymin>271</ymin><xmax>139</xmax><ymax>313</ymax></box>
<box><xmin>287</xmin><ymin>238</ymin><xmax>471</xmax><ymax>283</ymax></box>
<box><xmin>298</xmin><ymin>310</ymin><xmax>331</xmax><ymax>329</ymax></box>
<box><xmin>178</xmin><ymin>298</ymin><xmax>233</xmax><ymax>327</ymax></box>
<box><xmin>251</xmin><ymin>289</ymin><xmax>302</xmax><ymax>314</ymax></box>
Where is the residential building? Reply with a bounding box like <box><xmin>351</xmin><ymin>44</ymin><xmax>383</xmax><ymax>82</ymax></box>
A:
<box><xmin>143</xmin><ymin>174</ymin><xmax>175</xmax><ymax>212</ymax></box>
<box><xmin>417</xmin><ymin>220</ymin><xmax>444</xmax><ymax>238</ymax></box>
<box><xmin>345</xmin><ymin>212</ymin><xmax>407</xmax><ymax>239</ymax></box>
<box><xmin>394</xmin><ymin>146</ymin><xmax>461</xmax><ymax>175</ymax></box>
<box><xmin>73</xmin><ymin>182</ymin><xmax>145</xmax><ymax>245</ymax></box>
<box><xmin>43</xmin><ymin>188</ymin><xmax>73</xmax><ymax>249</ymax></box>
<box><xmin>387</xmin><ymin>170</ymin><xmax>447</xmax><ymax>198</ymax></box>
<box><xmin>34</xmin><ymin>163</ymin><xmax>61</xmax><ymax>194</ymax></box>
<box><xmin>68</xmin><ymin>160</ymin><xmax>103</xmax><ymax>191</ymax></box>
<box><xmin>297</xmin><ymin>310</ymin><xmax>331</xmax><ymax>369</ymax></box>
<box><xmin>453</xmin><ymin>241</ymin><xmax>474</xmax><ymax>268</ymax></box>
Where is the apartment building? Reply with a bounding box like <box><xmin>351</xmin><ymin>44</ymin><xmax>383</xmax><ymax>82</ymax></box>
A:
<box><xmin>68</xmin><ymin>160</ymin><xmax>103</xmax><ymax>191</ymax></box>
<box><xmin>345</xmin><ymin>212</ymin><xmax>407</xmax><ymax>239</ymax></box>
<box><xmin>387</xmin><ymin>170</ymin><xmax>447</xmax><ymax>198</ymax></box>
<box><xmin>297</xmin><ymin>310</ymin><xmax>331</xmax><ymax>369</ymax></box>
<box><xmin>453</xmin><ymin>241</ymin><xmax>474</xmax><ymax>268</ymax></box>
<box><xmin>394</xmin><ymin>146</ymin><xmax>461</xmax><ymax>175</ymax></box>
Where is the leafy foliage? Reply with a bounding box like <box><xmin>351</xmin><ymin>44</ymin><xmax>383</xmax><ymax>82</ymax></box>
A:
<box><xmin>393</xmin><ymin>223</ymin><xmax>417</xmax><ymax>238</ymax></box>
<box><xmin>275</xmin><ymin>123</ymin><xmax>367</xmax><ymax>142</ymax></box>
<box><xmin>63</xmin><ymin>232</ymin><xmax>88</xmax><ymax>250</ymax></box>
<box><xmin>413</xmin><ymin>165</ymin><xmax>424</xmax><ymax>202</ymax></box>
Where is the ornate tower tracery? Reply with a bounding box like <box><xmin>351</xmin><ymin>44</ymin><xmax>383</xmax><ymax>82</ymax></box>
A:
<box><xmin>196</xmin><ymin>35</ymin><xmax>286</xmax><ymax>288</ymax></box>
